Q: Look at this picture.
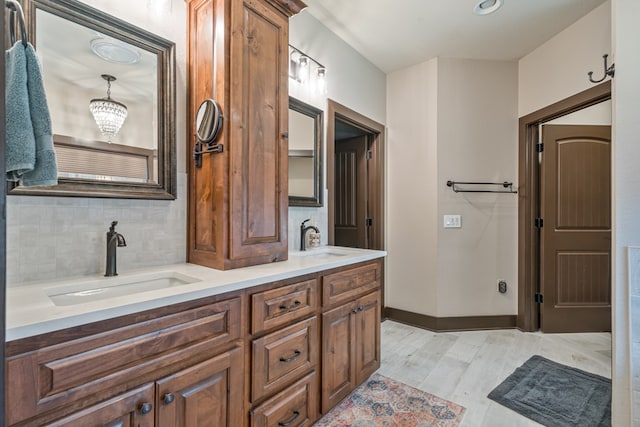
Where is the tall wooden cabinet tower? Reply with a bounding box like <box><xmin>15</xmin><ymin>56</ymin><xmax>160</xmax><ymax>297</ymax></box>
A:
<box><xmin>186</xmin><ymin>0</ymin><xmax>306</xmax><ymax>270</ymax></box>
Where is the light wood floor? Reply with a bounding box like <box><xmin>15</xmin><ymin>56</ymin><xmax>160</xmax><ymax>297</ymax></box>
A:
<box><xmin>378</xmin><ymin>320</ymin><xmax>612</xmax><ymax>427</ymax></box>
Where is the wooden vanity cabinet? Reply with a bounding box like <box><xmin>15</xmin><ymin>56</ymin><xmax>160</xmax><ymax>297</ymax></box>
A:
<box><xmin>248</xmin><ymin>275</ymin><xmax>320</xmax><ymax>426</ymax></box>
<box><xmin>5</xmin><ymin>294</ymin><xmax>244</xmax><ymax>427</ymax></box>
<box><xmin>186</xmin><ymin>0</ymin><xmax>306</xmax><ymax>270</ymax></box>
<box><xmin>5</xmin><ymin>258</ymin><xmax>384</xmax><ymax>426</ymax></box>
<box><xmin>320</xmin><ymin>262</ymin><xmax>382</xmax><ymax>413</ymax></box>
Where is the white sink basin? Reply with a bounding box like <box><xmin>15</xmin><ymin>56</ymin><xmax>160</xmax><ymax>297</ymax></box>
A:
<box><xmin>46</xmin><ymin>272</ymin><xmax>201</xmax><ymax>306</ymax></box>
<box><xmin>290</xmin><ymin>247</ymin><xmax>353</xmax><ymax>259</ymax></box>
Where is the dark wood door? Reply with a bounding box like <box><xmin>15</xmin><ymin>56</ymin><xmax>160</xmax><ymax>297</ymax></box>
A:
<box><xmin>47</xmin><ymin>384</ymin><xmax>155</xmax><ymax>427</ymax></box>
<box><xmin>321</xmin><ymin>301</ymin><xmax>357</xmax><ymax>413</ymax></box>
<box><xmin>156</xmin><ymin>347</ymin><xmax>244</xmax><ymax>427</ymax></box>
<box><xmin>355</xmin><ymin>291</ymin><xmax>380</xmax><ymax>384</ymax></box>
<box><xmin>335</xmin><ymin>136</ymin><xmax>368</xmax><ymax>248</ymax></box>
<box><xmin>540</xmin><ymin>125</ymin><xmax>611</xmax><ymax>333</ymax></box>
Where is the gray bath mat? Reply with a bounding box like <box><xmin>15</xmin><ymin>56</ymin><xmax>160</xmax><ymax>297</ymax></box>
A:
<box><xmin>488</xmin><ymin>355</ymin><xmax>611</xmax><ymax>427</ymax></box>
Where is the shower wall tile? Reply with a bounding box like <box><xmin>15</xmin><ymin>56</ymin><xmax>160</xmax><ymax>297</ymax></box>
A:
<box><xmin>6</xmin><ymin>173</ymin><xmax>187</xmax><ymax>286</ymax></box>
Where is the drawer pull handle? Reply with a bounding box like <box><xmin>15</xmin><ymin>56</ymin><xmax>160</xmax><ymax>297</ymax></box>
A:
<box><xmin>139</xmin><ymin>402</ymin><xmax>153</xmax><ymax>415</ymax></box>
<box><xmin>279</xmin><ymin>300</ymin><xmax>301</xmax><ymax>311</ymax></box>
<box><xmin>279</xmin><ymin>350</ymin><xmax>301</xmax><ymax>363</ymax></box>
<box><xmin>278</xmin><ymin>410</ymin><xmax>300</xmax><ymax>426</ymax></box>
<box><xmin>163</xmin><ymin>393</ymin><xmax>175</xmax><ymax>405</ymax></box>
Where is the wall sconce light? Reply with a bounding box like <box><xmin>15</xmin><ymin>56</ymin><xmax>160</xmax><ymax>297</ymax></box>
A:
<box><xmin>289</xmin><ymin>45</ymin><xmax>327</xmax><ymax>94</ymax></box>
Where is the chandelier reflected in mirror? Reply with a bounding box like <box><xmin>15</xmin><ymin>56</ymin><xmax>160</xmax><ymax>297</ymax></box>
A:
<box><xmin>89</xmin><ymin>74</ymin><xmax>128</xmax><ymax>142</ymax></box>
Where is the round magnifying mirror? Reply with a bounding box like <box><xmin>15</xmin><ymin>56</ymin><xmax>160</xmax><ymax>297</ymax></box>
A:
<box><xmin>195</xmin><ymin>99</ymin><xmax>223</xmax><ymax>144</ymax></box>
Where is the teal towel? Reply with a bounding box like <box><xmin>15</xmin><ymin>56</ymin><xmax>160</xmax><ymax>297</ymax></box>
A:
<box><xmin>21</xmin><ymin>42</ymin><xmax>58</xmax><ymax>187</ymax></box>
<box><xmin>5</xmin><ymin>41</ymin><xmax>35</xmax><ymax>181</ymax></box>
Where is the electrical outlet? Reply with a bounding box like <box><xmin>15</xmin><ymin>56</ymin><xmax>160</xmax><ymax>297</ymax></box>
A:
<box><xmin>498</xmin><ymin>280</ymin><xmax>507</xmax><ymax>294</ymax></box>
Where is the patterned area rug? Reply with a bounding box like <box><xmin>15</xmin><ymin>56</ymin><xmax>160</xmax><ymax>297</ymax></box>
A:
<box><xmin>313</xmin><ymin>373</ymin><xmax>466</xmax><ymax>426</ymax></box>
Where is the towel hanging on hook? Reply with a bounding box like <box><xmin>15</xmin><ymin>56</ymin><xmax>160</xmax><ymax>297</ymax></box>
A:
<box><xmin>588</xmin><ymin>54</ymin><xmax>615</xmax><ymax>84</ymax></box>
<box><xmin>5</xmin><ymin>0</ymin><xmax>28</xmax><ymax>47</ymax></box>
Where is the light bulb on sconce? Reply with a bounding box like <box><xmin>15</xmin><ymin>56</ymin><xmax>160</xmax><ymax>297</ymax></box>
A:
<box><xmin>298</xmin><ymin>56</ymin><xmax>309</xmax><ymax>83</ymax></box>
<box><xmin>316</xmin><ymin>67</ymin><xmax>327</xmax><ymax>94</ymax></box>
<box><xmin>148</xmin><ymin>0</ymin><xmax>172</xmax><ymax>16</ymax></box>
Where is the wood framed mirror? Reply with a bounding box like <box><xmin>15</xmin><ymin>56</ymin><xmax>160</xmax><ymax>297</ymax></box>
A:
<box><xmin>8</xmin><ymin>0</ymin><xmax>176</xmax><ymax>199</ymax></box>
<box><xmin>288</xmin><ymin>97</ymin><xmax>323</xmax><ymax>207</ymax></box>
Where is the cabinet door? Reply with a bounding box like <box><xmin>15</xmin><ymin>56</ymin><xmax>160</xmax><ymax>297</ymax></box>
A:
<box><xmin>354</xmin><ymin>291</ymin><xmax>381</xmax><ymax>384</ymax></box>
<box><xmin>228</xmin><ymin>0</ymin><xmax>289</xmax><ymax>262</ymax></box>
<box><xmin>321</xmin><ymin>301</ymin><xmax>357</xmax><ymax>413</ymax></box>
<box><xmin>47</xmin><ymin>384</ymin><xmax>155</xmax><ymax>427</ymax></box>
<box><xmin>156</xmin><ymin>347</ymin><xmax>243</xmax><ymax>427</ymax></box>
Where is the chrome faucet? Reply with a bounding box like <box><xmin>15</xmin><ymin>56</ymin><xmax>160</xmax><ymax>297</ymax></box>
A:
<box><xmin>300</xmin><ymin>219</ymin><xmax>319</xmax><ymax>251</ymax></box>
<box><xmin>105</xmin><ymin>221</ymin><xmax>127</xmax><ymax>277</ymax></box>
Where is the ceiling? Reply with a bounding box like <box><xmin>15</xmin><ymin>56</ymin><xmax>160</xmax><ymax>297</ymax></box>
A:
<box><xmin>37</xmin><ymin>8</ymin><xmax>156</xmax><ymax>103</ymax></box>
<box><xmin>304</xmin><ymin>0</ymin><xmax>607</xmax><ymax>73</ymax></box>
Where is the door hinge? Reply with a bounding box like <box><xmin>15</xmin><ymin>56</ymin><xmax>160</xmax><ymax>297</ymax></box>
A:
<box><xmin>534</xmin><ymin>293</ymin><xmax>544</xmax><ymax>304</ymax></box>
<box><xmin>536</xmin><ymin>143</ymin><xmax>544</xmax><ymax>153</ymax></box>
<box><xmin>535</xmin><ymin>217</ymin><xmax>543</xmax><ymax>228</ymax></box>
<box><xmin>366</xmin><ymin>150</ymin><xmax>373</xmax><ymax>160</ymax></box>
<box><xmin>365</xmin><ymin>218</ymin><xmax>373</xmax><ymax>227</ymax></box>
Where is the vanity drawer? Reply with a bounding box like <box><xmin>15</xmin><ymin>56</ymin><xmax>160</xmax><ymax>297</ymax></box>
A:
<box><xmin>251</xmin><ymin>278</ymin><xmax>317</xmax><ymax>334</ymax></box>
<box><xmin>252</xmin><ymin>317</ymin><xmax>318</xmax><ymax>402</ymax></box>
<box><xmin>251</xmin><ymin>371</ymin><xmax>318</xmax><ymax>427</ymax></box>
<box><xmin>322</xmin><ymin>261</ymin><xmax>381</xmax><ymax>308</ymax></box>
<box><xmin>6</xmin><ymin>297</ymin><xmax>241</xmax><ymax>425</ymax></box>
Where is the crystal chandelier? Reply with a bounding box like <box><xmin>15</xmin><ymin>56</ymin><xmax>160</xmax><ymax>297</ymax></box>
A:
<box><xmin>89</xmin><ymin>74</ymin><xmax>128</xmax><ymax>142</ymax></box>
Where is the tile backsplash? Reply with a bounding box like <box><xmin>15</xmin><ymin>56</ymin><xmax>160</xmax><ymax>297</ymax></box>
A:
<box><xmin>7</xmin><ymin>173</ymin><xmax>187</xmax><ymax>286</ymax></box>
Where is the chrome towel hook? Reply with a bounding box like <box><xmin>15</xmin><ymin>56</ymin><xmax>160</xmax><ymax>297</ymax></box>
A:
<box><xmin>588</xmin><ymin>54</ymin><xmax>615</xmax><ymax>84</ymax></box>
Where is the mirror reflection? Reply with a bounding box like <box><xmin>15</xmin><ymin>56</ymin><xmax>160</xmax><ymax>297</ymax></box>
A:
<box><xmin>288</xmin><ymin>97</ymin><xmax>323</xmax><ymax>207</ymax></box>
<box><xmin>9</xmin><ymin>0</ymin><xmax>176</xmax><ymax>199</ymax></box>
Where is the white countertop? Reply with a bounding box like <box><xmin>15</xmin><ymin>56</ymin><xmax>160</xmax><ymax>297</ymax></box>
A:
<box><xmin>6</xmin><ymin>246</ymin><xmax>386</xmax><ymax>341</ymax></box>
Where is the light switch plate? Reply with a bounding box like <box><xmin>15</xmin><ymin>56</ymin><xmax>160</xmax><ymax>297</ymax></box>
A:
<box><xmin>444</xmin><ymin>215</ymin><xmax>461</xmax><ymax>228</ymax></box>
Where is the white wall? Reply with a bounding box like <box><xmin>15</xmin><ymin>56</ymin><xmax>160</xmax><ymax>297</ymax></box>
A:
<box><xmin>436</xmin><ymin>58</ymin><xmax>518</xmax><ymax>317</ymax></box>
<box><xmin>386</xmin><ymin>58</ymin><xmax>439</xmax><ymax>315</ymax></box>
<box><xmin>7</xmin><ymin>0</ymin><xmax>188</xmax><ymax>285</ymax></box>
<box><xmin>386</xmin><ymin>58</ymin><xmax>518</xmax><ymax>317</ymax></box>
<box><xmin>288</xmin><ymin>11</ymin><xmax>387</xmax><ymax>251</ymax></box>
<box><xmin>519</xmin><ymin>1</ymin><xmax>611</xmax><ymax>116</ymax></box>
<box><xmin>612</xmin><ymin>0</ymin><xmax>640</xmax><ymax>423</ymax></box>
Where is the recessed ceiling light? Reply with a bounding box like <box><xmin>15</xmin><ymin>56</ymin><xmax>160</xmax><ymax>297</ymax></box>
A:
<box><xmin>474</xmin><ymin>0</ymin><xmax>503</xmax><ymax>15</ymax></box>
<box><xmin>90</xmin><ymin>38</ymin><xmax>141</xmax><ymax>64</ymax></box>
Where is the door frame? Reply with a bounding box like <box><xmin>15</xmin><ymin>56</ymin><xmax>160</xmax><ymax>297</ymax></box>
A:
<box><xmin>518</xmin><ymin>81</ymin><xmax>611</xmax><ymax>331</ymax></box>
<box><xmin>326</xmin><ymin>99</ymin><xmax>385</xmax><ymax>251</ymax></box>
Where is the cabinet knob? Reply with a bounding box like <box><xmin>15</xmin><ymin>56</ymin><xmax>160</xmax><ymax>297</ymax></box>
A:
<box><xmin>282</xmin><ymin>131</ymin><xmax>289</xmax><ymax>139</ymax></box>
<box><xmin>277</xmin><ymin>410</ymin><xmax>300</xmax><ymax>426</ymax></box>
<box><xmin>359</xmin><ymin>305</ymin><xmax>365</xmax><ymax>312</ymax></box>
<box><xmin>163</xmin><ymin>393</ymin><xmax>175</xmax><ymax>405</ymax></box>
<box><xmin>139</xmin><ymin>402</ymin><xmax>153</xmax><ymax>415</ymax></box>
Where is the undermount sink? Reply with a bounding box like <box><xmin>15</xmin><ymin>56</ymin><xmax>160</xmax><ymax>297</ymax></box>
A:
<box><xmin>46</xmin><ymin>272</ymin><xmax>201</xmax><ymax>306</ymax></box>
<box><xmin>290</xmin><ymin>247</ymin><xmax>353</xmax><ymax>259</ymax></box>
